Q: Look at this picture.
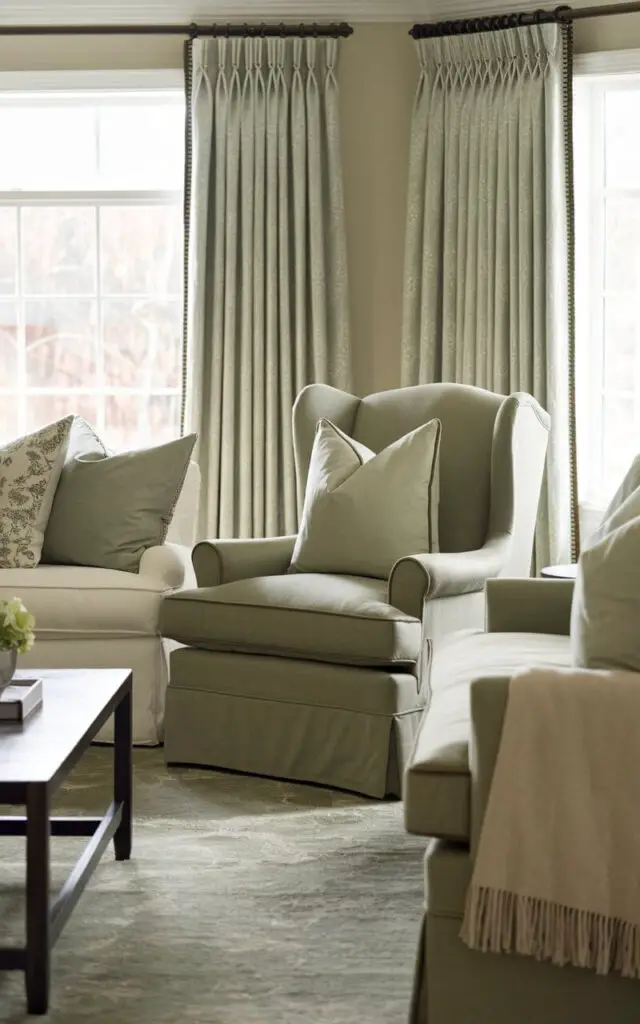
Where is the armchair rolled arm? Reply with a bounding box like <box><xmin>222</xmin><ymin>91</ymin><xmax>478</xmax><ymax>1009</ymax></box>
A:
<box><xmin>192</xmin><ymin>536</ymin><xmax>297</xmax><ymax>587</ymax></box>
<box><xmin>485</xmin><ymin>578</ymin><xmax>574</xmax><ymax>636</ymax></box>
<box><xmin>388</xmin><ymin>535</ymin><xmax>510</xmax><ymax>619</ymax></box>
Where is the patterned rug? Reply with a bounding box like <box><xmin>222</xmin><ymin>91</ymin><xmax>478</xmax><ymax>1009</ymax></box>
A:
<box><xmin>0</xmin><ymin>749</ymin><xmax>425</xmax><ymax>1023</ymax></box>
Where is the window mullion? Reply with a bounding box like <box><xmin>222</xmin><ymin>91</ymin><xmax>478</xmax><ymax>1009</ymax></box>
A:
<box><xmin>95</xmin><ymin>204</ymin><xmax>105</xmax><ymax>439</ymax></box>
<box><xmin>16</xmin><ymin>206</ymin><xmax>27</xmax><ymax>436</ymax></box>
<box><xmin>590</xmin><ymin>85</ymin><xmax>607</xmax><ymax>507</ymax></box>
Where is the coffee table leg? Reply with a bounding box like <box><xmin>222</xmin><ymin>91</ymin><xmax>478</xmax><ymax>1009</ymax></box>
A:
<box><xmin>113</xmin><ymin>683</ymin><xmax>132</xmax><ymax>861</ymax></box>
<box><xmin>25</xmin><ymin>783</ymin><xmax>50</xmax><ymax>1015</ymax></box>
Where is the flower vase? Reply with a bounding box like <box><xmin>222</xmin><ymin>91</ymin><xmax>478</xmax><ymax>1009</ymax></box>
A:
<box><xmin>0</xmin><ymin>649</ymin><xmax>17</xmax><ymax>696</ymax></box>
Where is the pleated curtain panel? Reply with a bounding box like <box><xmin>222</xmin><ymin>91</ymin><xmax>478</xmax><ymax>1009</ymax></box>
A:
<box><xmin>402</xmin><ymin>21</ymin><xmax>578</xmax><ymax>567</ymax></box>
<box><xmin>183</xmin><ymin>34</ymin><xmax>351</xmax><ymax>539</ymax></box>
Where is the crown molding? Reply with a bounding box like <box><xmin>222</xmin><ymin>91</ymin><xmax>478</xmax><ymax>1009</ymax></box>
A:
<box><xmin>0</xmin><ymin>2</ymin><xmax>424</xmax><ymax>26</ymax></box>
<box><xmin>575</xmin><ymin>47</ymin><xmax>640</xmax><ymax>76</ymax></box>
<box><xmin>0</xmin><ymin>0</ymin><xmax>620</xmax><ymax>26</ymax></box>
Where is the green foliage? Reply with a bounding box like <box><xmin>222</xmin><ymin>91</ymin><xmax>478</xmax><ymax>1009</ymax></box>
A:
<box><xmin>0</xmin><ymin>597</ymin><xmax>35</xmax><ymax>653</ymax></box>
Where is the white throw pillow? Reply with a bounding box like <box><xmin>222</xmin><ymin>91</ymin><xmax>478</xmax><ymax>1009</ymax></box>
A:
<box><xmin>589</xmin><ymin>454</ymin><xmax>640</xmax><ymax>546</ymax></box>
<box><xmin>0</xmin><ymin>416</ymin><xmax>74</xmax><ymax>568</ymax></box>
<box><xmin>588</xmin><ymin>482</ymin><xmax>640</xmax><ymax>544</ymax></box>
<box><xmin>290</xmin><ymin>417</ymin><xmax>441</xmax><ymax>579</ymax></box>
<box><xmin>571</xmin><ymin>513</ymin><xmax>640</xmax><ymax>672</ymax></box>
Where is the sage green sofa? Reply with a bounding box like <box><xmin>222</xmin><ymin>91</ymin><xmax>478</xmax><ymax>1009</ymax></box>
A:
<box><xmin>406</xmin><ymin>577</ymin><xmax>639</xmax><ymax>1023</ymax></box>
<box><xmin>160</xmin><ymin>382</ymin><xmax>549</xmax><ymax>798</ymax></box>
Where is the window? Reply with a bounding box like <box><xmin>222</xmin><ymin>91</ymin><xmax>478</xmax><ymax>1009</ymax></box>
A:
<box><xmin>0</xmin><ymin>73</ymin><xmax>184</xmax><ymax>451</ymax></box>
<box><xmin>575</xmin><ymin>62</ymin><xmax>640</xmax><ymax>512</ymax></box>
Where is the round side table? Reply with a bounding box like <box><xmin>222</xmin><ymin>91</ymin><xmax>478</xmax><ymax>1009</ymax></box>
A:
<box><xmin>540</xmin><ymin>564</ymin><xmax>577</xmax><ymax>580</ymax></box>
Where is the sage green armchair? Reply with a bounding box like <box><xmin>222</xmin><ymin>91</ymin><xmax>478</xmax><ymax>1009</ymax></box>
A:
<box><xmin>160</xmin><ymin>383</ymin><xmax>549</xmax><ymax>797</ymax></box>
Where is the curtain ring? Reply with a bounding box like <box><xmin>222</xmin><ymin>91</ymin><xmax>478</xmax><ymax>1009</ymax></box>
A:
<box><xmin>279</xmin><ymin>22</ymin><xmax>286</xmax><ymax>38</ymax></box>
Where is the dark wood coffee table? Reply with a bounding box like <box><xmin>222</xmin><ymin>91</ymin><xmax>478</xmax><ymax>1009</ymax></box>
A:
<box><xmin>0</xmin><ymin>668</ymin><xmax>132</xmax><ymax>1015</ymax></box>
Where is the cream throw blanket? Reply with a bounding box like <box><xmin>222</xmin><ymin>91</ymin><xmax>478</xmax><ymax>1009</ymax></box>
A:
<box><xmin>461</xmin><ymin>667</ymin><xmax>640</xmax><ymax>978</ymax></box>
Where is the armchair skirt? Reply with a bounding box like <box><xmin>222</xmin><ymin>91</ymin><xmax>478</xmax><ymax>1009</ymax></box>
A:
<box><xmin>164</xmin><ymin>649</ymin><xmax>424</xmax><ymax>797</ymax></box>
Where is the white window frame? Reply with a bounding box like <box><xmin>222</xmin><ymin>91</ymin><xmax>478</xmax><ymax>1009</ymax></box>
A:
<box><xmin>574</xmin><ymin>50</ymin><xmax>640</xmax><ymax>535</ymax></box>
<box><xmin>0</xmin><ymin>69</ymin><xmax>185</xmax><ymax>447</ymax></box>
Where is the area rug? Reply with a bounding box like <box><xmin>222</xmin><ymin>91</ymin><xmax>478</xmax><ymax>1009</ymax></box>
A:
<box><xmin>0</xmin><ymin>749</ymin><xmax>425</xmax><ymax>1023</ymax></box>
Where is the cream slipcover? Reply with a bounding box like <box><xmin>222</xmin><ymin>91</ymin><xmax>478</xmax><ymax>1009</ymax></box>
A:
<box><xmin>161</xmin><ymin>382</ymin><xmax>550</xmax><ymax>797</ymax></box>
<box><xmin>0</xmin><ymin>461</ymin><xmax>201</xmax><ymax>744</ymax></box>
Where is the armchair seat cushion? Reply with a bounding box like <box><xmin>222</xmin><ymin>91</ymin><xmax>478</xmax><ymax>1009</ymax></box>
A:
<box><xmin>160</xmin><ymin>573</ymin><xmax>421</xmax><ymax>670</ymax></box>
<box><xmin>404</xmin><ymin>628</ymin><xmax>572</xmax><ymax>841</ymax></box>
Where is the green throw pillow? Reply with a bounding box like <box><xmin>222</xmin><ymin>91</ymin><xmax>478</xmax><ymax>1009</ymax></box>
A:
<box><xmin>42</xmin><ymin>431</ymin><xmax>197</xmax><ymax>573</ymax></box>
<box><xmin>290</xmin><ymin>417</ymin><xmax>441</xmax><ymax>579</ymax></box>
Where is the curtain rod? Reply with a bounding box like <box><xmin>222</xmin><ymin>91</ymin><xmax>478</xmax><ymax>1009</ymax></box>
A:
<box><xmin>0</xmin><ymin>21</ymin><xmax>353</xmax><ymax>39</ymax></box>
<box><xmin>411</xmin><ymin>2</ymin><xmax>640</xmax><ymax>39</ymax></box>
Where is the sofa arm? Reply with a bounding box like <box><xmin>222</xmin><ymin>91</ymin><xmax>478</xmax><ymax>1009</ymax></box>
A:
<box><xmin>138</xmin><ymin>543</ymin><xmax>197</xmax><ymax>591</ymax></box>
<box><xmin>485</xmin><ymin>578</ymin><xmax>574</xmax><ymax>636</ymax></box>
<box><xmin>192</xmin><ymin>536</ymin><xmax>297</xmax><ymax>588</ymax></box>
<box><xmin>469</xmin><ymin>675</ymin><xmax>511</xmax><ymax>859</ymax></box>
<box><xmin>388</xmin><ymin>535</ymin><xmax>510</xmax><ymax>620</ymax></box>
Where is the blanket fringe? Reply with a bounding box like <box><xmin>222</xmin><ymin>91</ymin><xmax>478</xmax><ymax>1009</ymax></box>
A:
<box><xmin>461</xmin><ymin>885</ymin><xmax>640</xmax><ymax>979</ymax></box>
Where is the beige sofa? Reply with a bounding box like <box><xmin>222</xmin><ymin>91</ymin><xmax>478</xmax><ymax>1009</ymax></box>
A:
<box><xmin>0</xmin><ymin>462</ymin><xmax>200</xmax><ymax>745</ymax></box>
<box><xmin>405</xmin><ymin>577</ymin><xmax>639</xmax><ymax>1023</ymax></box>
<box><xmin>160</xmin><ymin>382</ymin><xmax>549</xmax><ymax>797</ymax></box>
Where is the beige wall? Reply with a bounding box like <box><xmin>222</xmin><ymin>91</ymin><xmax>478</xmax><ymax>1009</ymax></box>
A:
<box><xmin>575</xmin><ymin>14</ymin><xmax>640</xmax><ymax>53</ymax></box>
<box><xmin>340</xmin><ymin>25</ymin><xmax>417</xmax><ymax>395</ymax></box>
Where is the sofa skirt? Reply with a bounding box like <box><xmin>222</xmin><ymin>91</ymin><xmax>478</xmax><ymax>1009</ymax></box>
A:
<box><xmin>164</xmin><ymin>648</ymin><xmax>425</xmax><ymax>798</ymax></box>
<box><xmin>412</xmin><ymin>843</ymin><xmax>640</xmax><ymax>1024</ymax></box>
<box><xmin>18</xmin><ymin>635</ymin><xmax>170</xmax><ymax>745</ymax></box>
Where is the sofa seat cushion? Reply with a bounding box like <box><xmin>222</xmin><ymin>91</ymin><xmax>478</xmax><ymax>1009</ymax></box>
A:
<box><xmin>404</xmin><ymin>629</ymin><xmax>572</xmax><ymax>841</ymax></box>
<box><xmin>0</xmin><ymin>565</ymin><xmax>169</xmax><ymax>638</ymax></box>
<box><xmin>160</xmin><ymin>573</ymin><xmax>421</xmax><ymax>669</ymax></box>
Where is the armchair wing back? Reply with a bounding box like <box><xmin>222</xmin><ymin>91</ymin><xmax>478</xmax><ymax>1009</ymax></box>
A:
<box><xmin>293</xmin><ymin>383</ymin><xmax>549</xmax><ymax>573</ymax></box>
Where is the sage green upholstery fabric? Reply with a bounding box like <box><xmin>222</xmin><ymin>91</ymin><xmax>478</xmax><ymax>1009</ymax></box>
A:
<box><xmin>291</xmin><ymin>417</ymin><xmax>441</xmax><ymax>577</ymax></box>
<box><xmin>294</xmin><ymin>384</ymin><xmax>549</xmax><ymax>572</ymax></box>
<box><xmin>485</xmin><ymin>576</ymin><xmax>575</xmax><ymax>635</ymax></box>
<box><xmin>412</xmin><ymin>843</ymin><xmax>640</xmax><ymax>1024</ymax></box>
<box><xmin>589</xmin><ymin>454</ymin><xmax>640</xmax><ymax>546</ymax></box>
<box><xmin>571</xmin><ymin>514</ymin><xmax>640</xmax><ymax>673</ymax></box>
<box><xmin>192</xmin><ymin>535</ymin><xmax>297</xmax><ymax>587</ymax></box>
<box><xmin>42</xmin><ymin>433</ymin><xmax>197</xmax><ymax>572</ymax></box>
<box><xmin>404</xmin><ymin>626</ymin><xmax>572</xmax><ymax>841</ymax></box>
<box><xmin>162</xmin><ymin>382</ymin><xmax>549</xmax><ymax>797</ymax></box>
<box><xmin>160</xmin><ymin>574</ymin><xmax>421</xmax><ymax>670</ymax></box>
<box><xmin>164</xmin><ymin>649</ymin><xmax>424</xmax><ymax>798</ymax></box>
<box><xmin>405</xmin><ymin>577</ymin><xmax>640</xmax><ymax>1024</ymax></box>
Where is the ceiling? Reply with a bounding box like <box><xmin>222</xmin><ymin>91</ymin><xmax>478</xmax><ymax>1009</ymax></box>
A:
<box><xmin>0</xmin><ymin>0</ymin><xmax>626</xmax><ymax>25</ymax></box>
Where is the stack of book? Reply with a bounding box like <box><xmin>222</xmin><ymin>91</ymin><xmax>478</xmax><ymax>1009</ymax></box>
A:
<box><xmin>0</xmin><ymin>678</ymin><xmax>43</xmax><ymax>723</ymax></box>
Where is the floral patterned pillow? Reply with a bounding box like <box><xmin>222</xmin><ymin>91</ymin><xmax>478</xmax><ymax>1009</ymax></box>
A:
<box><xmin>0</xmin><ymin>417</ymin><xmax>74</xmax><ymax>568</ymax></box>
